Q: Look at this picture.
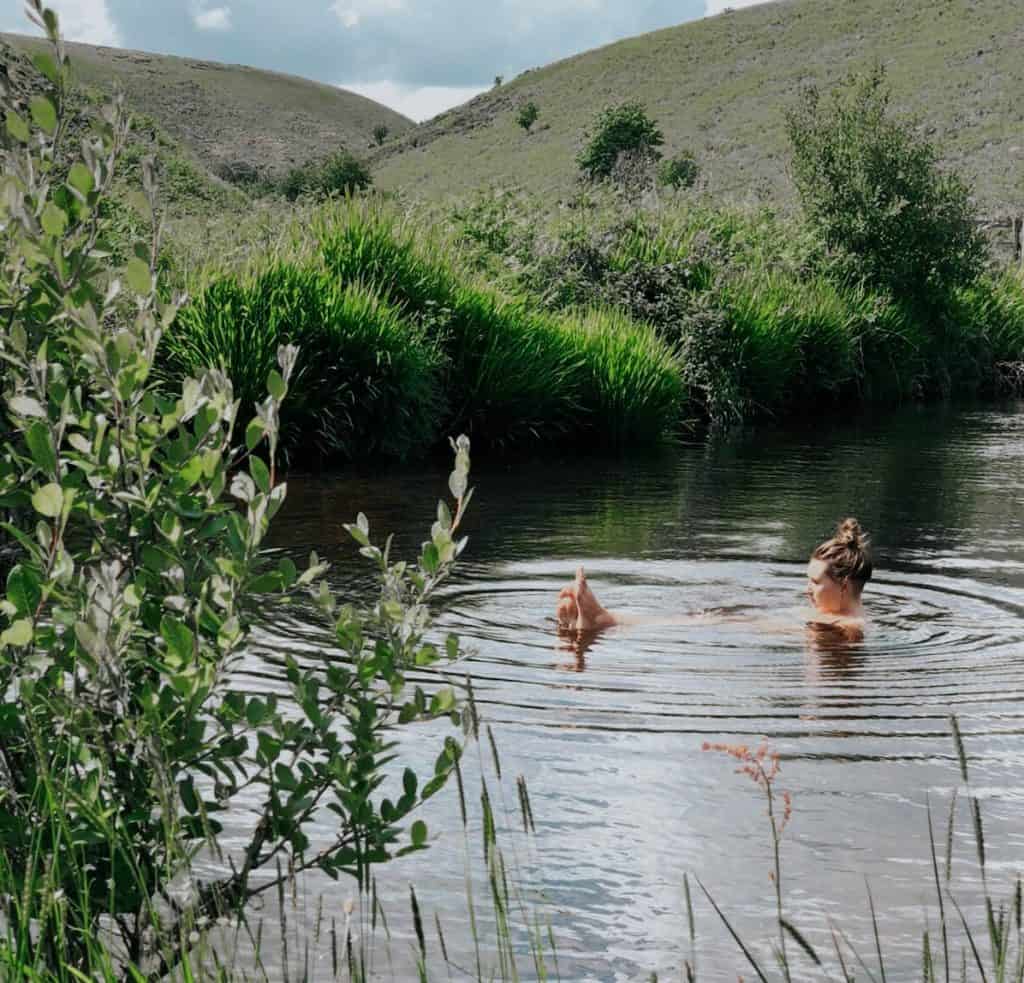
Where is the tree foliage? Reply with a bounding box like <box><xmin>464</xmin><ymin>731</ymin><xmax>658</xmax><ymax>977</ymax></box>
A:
<box><xmin>280</xmin><ymin>149</ymin><xmax>372</xmax><ymax>201</ymax></box>
<box><xmin>0</xmin><ymin>6</ymin><xmax>472</xmax><ymax>977</ymax></box>
<box><xmin>517</xmin><ymin>101</ymin><xmax>539</xmax><ymax>132</ymax></box>
<box><xmin>785</xmin><ymin>65</ymin><xmax>987</xmax><ymax>298</ymax></box>
<box><xmin>577</xmin><ymin>102</ymin><xmax>664</xmax><ymax>182</ymax></box>
<box><xmin>658</xmin><ymin>151</ymin><xmax>700</xmax><ymax>190</ymax></box>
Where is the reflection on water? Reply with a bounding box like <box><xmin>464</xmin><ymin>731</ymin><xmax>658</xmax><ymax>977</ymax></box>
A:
<box><xmin>248</xmin><ymin>403</ymin><xmax>1024</xmax><ymax>980</ymax></box>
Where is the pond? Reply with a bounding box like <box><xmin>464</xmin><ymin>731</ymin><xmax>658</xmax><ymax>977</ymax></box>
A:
<box><xmin>233</xmin><ymin>403</ymin><xmax>1024</xmax><ymax>981</ymax></box>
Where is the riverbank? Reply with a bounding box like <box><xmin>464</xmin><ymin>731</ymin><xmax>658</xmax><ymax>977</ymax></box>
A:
<box><xmin>159</xmin><ymin>192</ymin><xmax>1024</xmax><ymax>467</ymax></box>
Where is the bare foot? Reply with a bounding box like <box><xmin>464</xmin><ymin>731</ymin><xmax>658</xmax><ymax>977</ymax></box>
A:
<box><xmin>554</xmin><ymin>567</ymin><xmax>617</xmax><ymax>632</ymax></box>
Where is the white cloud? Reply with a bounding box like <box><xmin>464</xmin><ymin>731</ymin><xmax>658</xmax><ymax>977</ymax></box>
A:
<box><xmin>194</xmin><ymin>5</ymin><xmax>232</xmax><ymax>31</ymax></box>
<box><xmin>13</xmin><ymin>0</ymin><xmax>121</xmax><ymax>45</ymax></box>
<box><xmin>330</xmin><ymin>0</ymin><xmax>404</xmax><ymax>30</ymax></box>
<box><xmin>704</xmin><ymin>0</ymin><xmax>768</xmax><ymax>14</ymax></box>
<box><xmin>338</xmin><ymin>79</ymin><xmax>486</xmax><ymax>122</ymax></box>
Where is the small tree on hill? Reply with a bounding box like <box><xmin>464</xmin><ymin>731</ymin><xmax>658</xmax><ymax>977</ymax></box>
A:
<box><xmin>785</xmin><ymin>65</ymin><xmax>987</xmax><ymax>298</ymax></box>
<box><xmin>373</xmin><ymin>123</ymin><xmax>389</xmax><ymax>146</ymax></box>
<box><xmin>658</xmin><ymin>150</ymin><xmax>700</xmax><ymax>190</ymax></box>
<box><xmin>517</xmin><ymin>100</ymin><xmax>540</xmax><ymax>132</ymax></box>
<box><xmin>578</xmin><ymin>102</ymin><xmax>664</xmax><ymax>182</ymax></box>
<box><xmin>279</xmin><ymin>149</ymin><xmax>372</xmax><ymax>200</ymax></box>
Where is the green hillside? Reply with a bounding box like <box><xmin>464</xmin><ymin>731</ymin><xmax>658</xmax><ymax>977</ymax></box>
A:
<box><xmin>2</xmin><ymin>32</ymin><xmax>414</xmax><ymax>182</ymax></box>
<box><xmin>373</xmin><ymin>0</ymin><xmax>1024</xmax><ymax>214</ymax></box>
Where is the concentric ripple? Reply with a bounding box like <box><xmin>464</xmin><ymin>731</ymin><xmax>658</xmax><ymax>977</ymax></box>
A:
<box><xmin>243</xmin><ymin>403</ymin><xmax>1024</xmax><ymax>981</ymax></box>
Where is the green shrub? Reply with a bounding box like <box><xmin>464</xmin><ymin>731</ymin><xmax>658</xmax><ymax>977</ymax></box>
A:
<box><xmin>372</xmin><ymin>122</ymin><xmax>389</xmax><ymax>146</ymax></box>
<box><xmin>658</xmin><ymin>151</ymin><xmax>700</xmax><ymax>190</ymax></box>
<box><xmin>785</xmin><ymin>65</ymin><xmax>987</xmax><ymax>299</ymax></box>
<box><xmin>279</xmin><ymin>150</ymin><xmax>372</xmax><ymax>201</ymax></box>
<box><xmin>164</xmin><ymin>265</ymin><xmax>444</xmax><ymax>462</ymax></box>
<box><xmin>577</xmin><ymin>102</ymin><xmax>664</xmax><ymax>181</ymax></box>
<box><xmin>0</xmin><ymin>11</ymin><xmax>477</xmax><ymax>980</ymax></box>
<box><xmin>517</xmin><ymin>101</ymin><xmax>540</xmax><ymax>132</ymax></box>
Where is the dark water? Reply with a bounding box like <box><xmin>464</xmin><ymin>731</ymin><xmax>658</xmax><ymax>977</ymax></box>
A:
<box><xmin>234</xmin><ymin>404</ymin><xmax>1024</xmax><ymax>981</ymax></box>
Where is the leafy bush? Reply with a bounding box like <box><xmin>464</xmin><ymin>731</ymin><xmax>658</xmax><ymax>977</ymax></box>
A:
<box><xmin>279</xmin><ymin>149</ymin><xmax>372</xmax><ymax>201</ymax></box>
<box><xmin>517</xmin><ymin>101</ymin><xmax>540</xmax><ymax>132</ymax></box>
<box><xmin>0</xmin><ymin>9</ymin><xmax>474</xmax><ymax>977</ymax></box>
<box><xmin>372</xmin><ymin>122</ymin><xmax>389</xmax><ymax>146</ymax></box>
<box><xmin>785</xmin><ymin>65</ymin><xmax>987</xmax><ymax>299</ymax></box>
<box><xmin>578</xmin><ymin>102</ymin><xmax>664</xmax><ymax>181</ymax></box>
<box><xmin>658</xmin><ymin>151</ymin><xmax>700</xmax><ymax>190</ymax></box>
<box><xmin>164</xmin><ymin>265</ymin><xmax>444</xmax><ymax>462</ymax></box>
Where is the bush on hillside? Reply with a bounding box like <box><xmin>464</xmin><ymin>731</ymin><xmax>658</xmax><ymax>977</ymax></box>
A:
<box><xmin>785</xmin><ymin>65</ymin><xmax>987</xmax><ymax>299</ymax></box>
<box><xmin>373</xmin><ymin>122</ymin><xmax>389</xmax><ymax>145</ymax></box>
<box><xmin>658</xmin><ymin>151</ymin><xmax>700</xmax><ymax>190</ymax></box>
<box><xmin>577</xmin><ymin>102</ymin><xmax>664</xmax><ymax>182</ymax></box>
<box><xmin>279</xmin><ymin>149</ymin><xmax>372</xmax><ymax>200</ymax></box>
<box><xmin>517</xmin><ymin>101</ymin><xmax>540</xmax><ymax>132</ymax></box>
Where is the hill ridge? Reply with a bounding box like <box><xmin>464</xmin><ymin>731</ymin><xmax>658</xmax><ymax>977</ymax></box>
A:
<box><xmin>2</xmin><ymin>31</ymin><xmax>414</xmax><ymax>181</ymax></box>
<box><xmin>374</xmin><ymin>0</ymin><xmax>1024</xmax><ymax>212</ymax></box>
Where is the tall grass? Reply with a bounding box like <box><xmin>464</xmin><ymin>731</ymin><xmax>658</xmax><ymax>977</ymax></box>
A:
<box><xmin>163</xmin><ymin>203</ymin><xmax>686</xmax><ymax>464</ymax></box>
<box><xmin>164</xmin><ymin>263</ymin><xmax>444</xmax><ymax>462</ymax></box>
<box><xmin>567</xmin><ymin>308</ymin><xmax>686</xmax><ymax>447</ymax></box>
<box><xmin>452</xmin><ymin>187</ymin><xmax>1024</xmax><ymax>424</ymax></box>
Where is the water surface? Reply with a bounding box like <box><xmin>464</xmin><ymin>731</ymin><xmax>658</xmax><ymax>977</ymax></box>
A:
<box><xmin>244</xmin><ymin>404</ymin><xmax>1024</xmax><ymax>980</ymax></box>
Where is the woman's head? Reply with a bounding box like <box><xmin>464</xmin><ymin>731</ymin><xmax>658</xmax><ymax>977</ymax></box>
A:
<box><xmin>806</xmin><ymin>518</ymin><xmax>873</xmax><ymax>615</ymax></box>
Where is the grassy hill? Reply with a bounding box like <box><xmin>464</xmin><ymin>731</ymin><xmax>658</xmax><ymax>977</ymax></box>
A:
<box><xmin>2</xmin><ymin>32</ymin><xmax>414</xmax><ymax>183</ymax></box>
<box><xmin>373</xmin><ymin>0</ymin><xmax>1024</xmax><ymax>214</ymax></box>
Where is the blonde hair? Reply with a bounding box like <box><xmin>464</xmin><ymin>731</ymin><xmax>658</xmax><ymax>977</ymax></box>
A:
<box><xmin>813</xmin><ymin>518</ymin><xmax>873</xmax><ymax>587</ymax></box>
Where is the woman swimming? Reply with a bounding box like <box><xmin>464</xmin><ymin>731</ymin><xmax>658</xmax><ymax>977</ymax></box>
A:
<box><xmin>555</xmin><ymin>518</ymin><xmax>873</xmax><ymax>636</ymax></box>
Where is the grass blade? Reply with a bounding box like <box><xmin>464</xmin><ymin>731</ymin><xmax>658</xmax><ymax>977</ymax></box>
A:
<box><xmin>781</xmin><ymin>918</ymin><xmax>822</xmax><ymax>967</ymax></box>
<box><xmin>696</xmin><ymin>877</ymin><xmax>770</xmax><ymax>983</ymax></box>
<box><xmin>927</xmin><ymin>796</ymin><xmax>951</xmax><ymax>983</ymax></box>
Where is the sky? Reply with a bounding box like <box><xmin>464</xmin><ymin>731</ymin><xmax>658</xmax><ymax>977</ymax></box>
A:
<box><xmin>1</xmin><ymin>0</ymin><xmax>767</xmax><ymax>121</ymax></box>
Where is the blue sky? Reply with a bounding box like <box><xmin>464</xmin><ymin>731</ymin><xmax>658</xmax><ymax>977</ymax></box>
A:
<box><xmin>2</xmin><ymin>0</ymin><xmax>766</xmax><ymax>120</ymax></box>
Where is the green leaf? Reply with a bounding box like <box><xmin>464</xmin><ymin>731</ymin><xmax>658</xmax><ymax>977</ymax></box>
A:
<box><xmin>421</xmin><ymin>543</ymin><xmax>440</xmax><ymax>573</ymax></box>
<box><xmin>411</xmin><ymin>820</ymin><xmax>427</xmax><ymax>848</ymax></box>
<box><xmin>7</xmin><ymin>566</ymin><xmax>41</xmax><ymax>618</ymax></box>
<box><xmin>1</xmin><ymin>620</ymin><xmax>33</xmax><ymax>648</ymax></box>
<box><xmin>25</xmin><ymin>421</ymin><xmax>56</xmax><ymax>474</ymax></box>
<box><xmin>31</xmin><ymin>484</ymin><xmax>62</xmax><ymax>518</ymax></box>
<box><xmin>5</xmin><ymin>110</ymin><xmax>29</xmax><ymax>144</ymax></box>
<box><xmin>31</xmin><ymin>52</ymin><xmax>59</xmax><ymax>83</ymax></box>
<box><xmin>40</xmin><ymin>202</ymin><xmax>67</xmax><ymax>237</ymax></box>
<box><xmin>266</xmin><ymin>370</ymin><xmax>286</xmax><ymax>401</ymax></box>
<box><xmin>125</xmin><ymin>257</ymin><xmax>152</xmax><ymax>295</ymax></box>
<box><xmin>250</xmin><ymin>456</ymin><xmax>270</xmax><ymax>494</ymax></box>
<box><xmin>8</xmin><ymin>395</ymin><xmax>46</xmax><ymax>419</ymax></box>
<box><xmin>245</xmin><ymin>418</ymin><xmax>265</xmax><ymax>451</ymax></box>
<box><xmin>30</xmin><ymin>96</ymin><xmax>57</xmax><ymax>135</ymax></box>
<box><xmin>160</xmin><ymin>616</ymin><xmax>195</xmax><ymax>667</ymax></box>
<box><xmin>68</xmin><ymin>162</ymin><xmax>95</xmax><ymax>197</ymax></box>
<box><xmin>179</xmin><ymin>777</ymin><xmax>199</xmax><ymax>815</ymax></box>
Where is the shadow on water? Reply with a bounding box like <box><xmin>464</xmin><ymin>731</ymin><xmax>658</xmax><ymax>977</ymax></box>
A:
<box><xmin>248</xmin><ymin>401</ymin><xmax>1024</xmax><ymax>980</ymax></box>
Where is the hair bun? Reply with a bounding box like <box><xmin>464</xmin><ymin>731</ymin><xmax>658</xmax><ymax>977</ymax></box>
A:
<box><xmin>837</xmin><ymin>517</ymin><xmax>863</xmax><ymax>546</ymax></box>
